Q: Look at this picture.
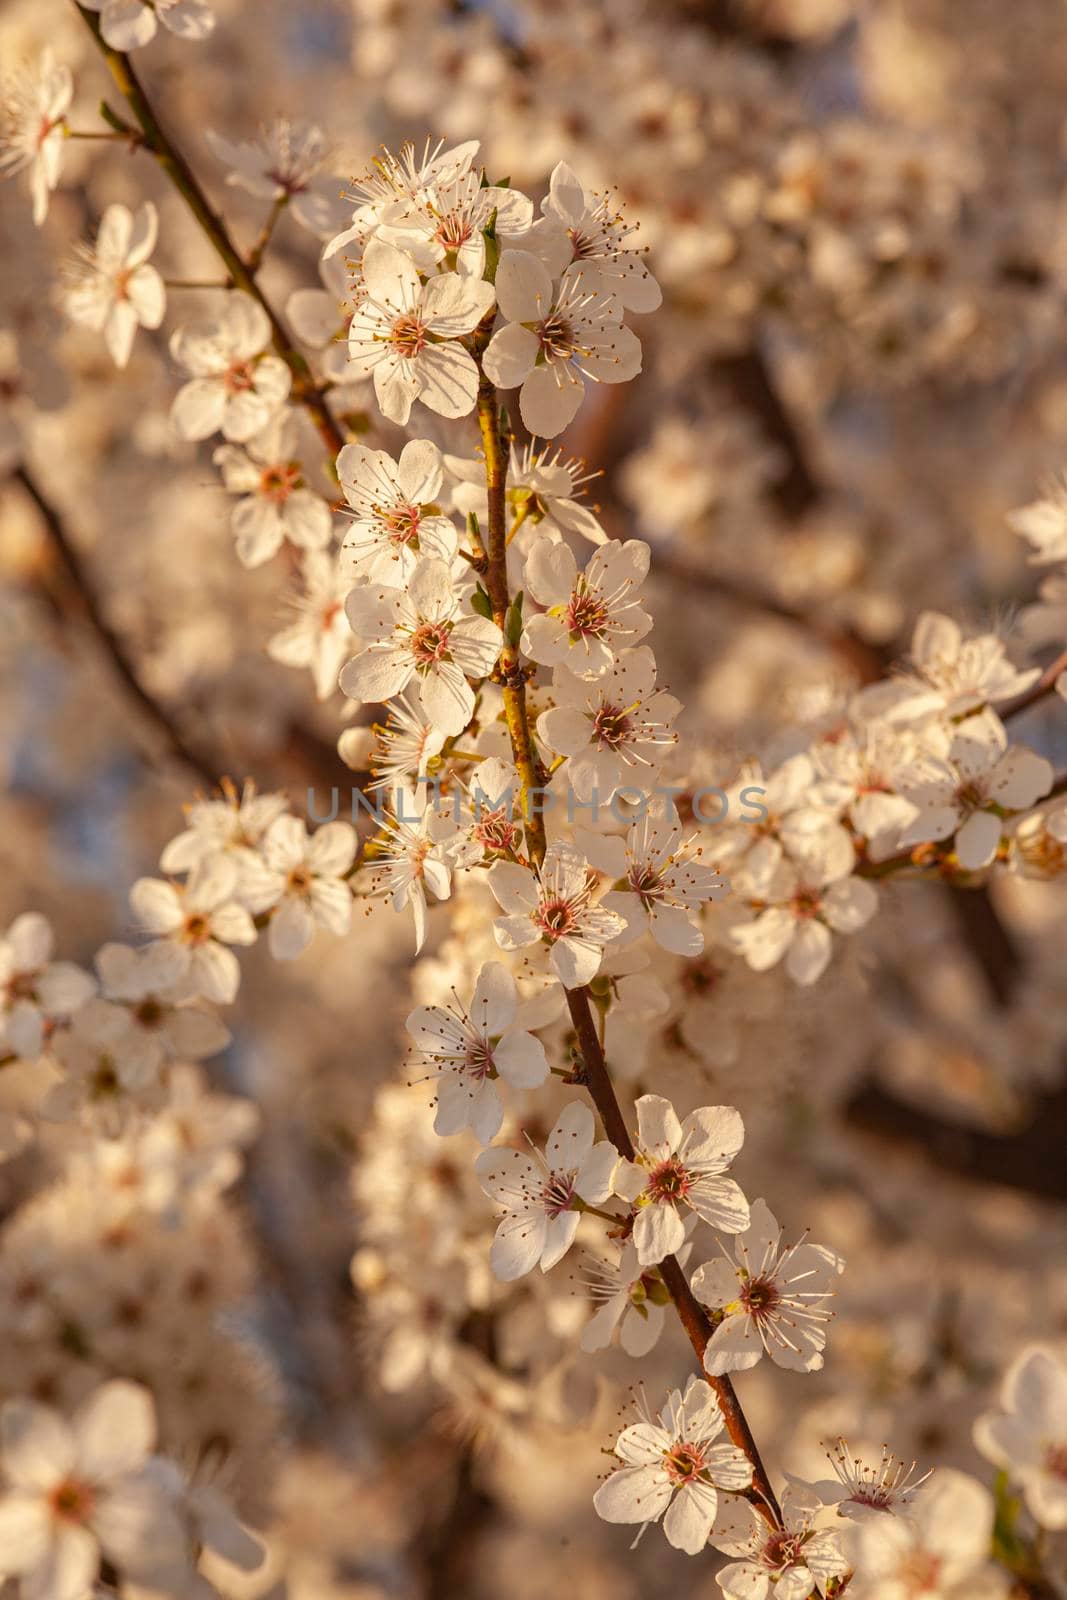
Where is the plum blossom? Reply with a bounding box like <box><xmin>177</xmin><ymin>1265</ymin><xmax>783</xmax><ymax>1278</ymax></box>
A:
<box><xmin>214</xmin><ymin>408</ymin><xmax>332</xmax><ymax>567</ymax></box>
<box><xmin>159</xmin><ymin>779</ymin><xmax>288</xmax><ymax>879</ymax></box>
<box><xmin>593</xmin><ymin>1377</ymin><xmax>752</xmax><ymax>1555</ymax></box>
<box><xmin>690</xmin><ymin>1198</ymin><xmax>843</xmax><ymax>1376</ymax></box>
<box><xmin>338</xmin><ymin>438</ymin><xmax>458</xmax><ymax>582</ymax></box>
<box><xmin>1008</xmin><ymin>478</ymin><xmax>1067</xmax><ymax>564</ymax></box>
<box><xmin>362</xmin><ymin>784</ymin><xmax>457</xmax><ymax>951</ymax></box>
<box><xmin>62</xmin><ymin>202</ymin><xmax>165</xmax><ymax>369</ymax></box>
<box><xmin>488</xmin><ymin>842</ymin><xmax>626</xmax><ymax>988</ymax></box>
<box><xmin>537</xmin><ymin>647</ymin><xmax>679</xmax><ymax>800</ymax></box>
<box><xmin>0</xmin><ymin>913</ymin><xmax>94</xmax><ymax>1062</ymax></box>
<box><xmin>80</xmin><ymin>0</ymin><xmax>215</xmax><ymax>50</ymax></box>
<box><xmin>710</xmin><ymin>1484</ymin><xmax>848</xmax><ymax>1600</ymax></box>
<box><xmin>974</xmin><ymin>1346</ymin><xmax>1067</xmax><ymax>1530</ymax></box>
<box><xmin>814</xmin><ymin>1440</ymin><xmax>931</xmax><ymax>1520</ymax></box>
<box><xmin>730</xmin><ymin>846</ymin><xmax>878</xmax><ymax>987</ymax></box>
<box><xmin>375</xmin><ymin>167</ymin><xmax>534</xmax><ymax>277</ymax></box>
<box><xmin>854</xmin><ymin>611</ymin><xmax>1040</xmax><ymax>724</ymax></box>
<box><xmin>483</xmin><ymin>251</ymin><xmax>642</xmax><ymax>436</ymax></box>
<box><xmin>129</xmin><ymin>857</ymin><xmax>257</xmax><ymax>1006</ymax></box>
<box><xmin>841</xmin><ymin>1471</ymin><xmax>1007</xmax><ymax>1600</ymax></box>
<box><xmin>94</xmin><ymin>941</ymin><xmax>230</xmax><ymax>1072</ymax></box>
<box><xmin>445</xmin><ymin>440</ymin><xmax>607</xmax><ymax>548</ymax></box>
<box><xmin>286</xmin><ymin>250</ymin><xmax>354</xmax><ymax>380</ymax></box>
<box><xmin>0</xmin><ymin>1381</ymin><xmax>189</xmax><ymax>1600</ymax></box>
<box><xmin>346</xmin><ymin>239</ymin><xmax>495</xmax><ymax>424</ymax></box>
<box><xmin>240</xmin><ymin>815</ymin><xmax>358</xmax><ymax>960</ymax></box>
<box><xmin>170</xmin><ymin>295</ymin><xmax>291</xmax><ymax>443</ymax></box>
<box><xmin>341</xmin><ymin>693</ymin><xmax>446</xmax><ymax>793</ymax></box>
<box><xmin>614</xmin><ymin>1094</ymin><xmax>750</xmax><ymax>1266</ymax></box>
<box><xmin>267</xmin><ymin>549</ymin><xmax>354</xmax><ymax>701</ymax></box>
<box><xmin>0</xmin><ymin>51</ymin><xmax>72</xmax><ymax>225</ymax></box>
<box><xmin>206</xmin><ymin>119</ymin><xmax>347</xmax><ymax>238</ymax></box>
<box><xmin>474</xmin><ymin>1101</ymin><xmax>618</xmax><ymax>1279</ymax></box>
<box><xmin>521</xmin><ymin>160</ymin><xmax>662</xmax><ymax>312</ymax></box>
<box><xmin>521</xmin><ymin>538</ymin><xmax>652</xmax><ymax>678</ymax></box>
<box><xmin>595</xmin><ymin>815</ymin><xmax>730</xmax><ymax>956</ymax></box>
<box><xmin>341</xmin><ymin>557</ymin><xmax>502</xmax><ymax>736</ymax></box>
<box><xmin>580</xmin><ymin>1238</ymin><xmax>678</xmax><ymax>1359</ymax></box>
<box><xmin>897</xmin><ymin>708</ymin><xmax>1053</xmax><ymax>870</ymax></box>
<box><xmin>405</xmin><ymin>961</ymin><xmax>549</xmax><ymax>1142</ymax></box>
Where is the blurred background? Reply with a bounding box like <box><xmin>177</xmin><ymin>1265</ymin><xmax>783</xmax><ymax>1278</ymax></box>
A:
<box><xmin>2</xmin><ymin>1</ymin><xmax>1067</xmax><ymax>1595</ymax></box>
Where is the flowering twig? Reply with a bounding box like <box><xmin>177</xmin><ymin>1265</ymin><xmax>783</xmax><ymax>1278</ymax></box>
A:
<box><xmin>71</xmin><ymin>2</ymin><xmax>345</xmax><ymax>459</ymax></box>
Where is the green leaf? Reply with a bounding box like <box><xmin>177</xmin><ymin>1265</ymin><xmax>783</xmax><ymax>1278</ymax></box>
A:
<box><xmin>471</xmin><ymin>585</ymin><xmax>493</xmax><ymax>621</ymax></box>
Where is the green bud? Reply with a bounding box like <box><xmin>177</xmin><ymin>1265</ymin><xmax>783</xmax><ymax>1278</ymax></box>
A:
<box><xmin>471</xmin><ymin>585</ymin><xmax>493</xmax><ymax>621</ymax></box>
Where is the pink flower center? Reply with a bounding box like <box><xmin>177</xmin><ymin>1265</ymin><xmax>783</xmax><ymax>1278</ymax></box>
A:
<box><xmin>410</xmin><ymin>620</ymin><xmax>453</xmax><ymax>665</ymax></box>
<box><xmin>790</xmin><ymin>888</ymin><xmax>821</xmax><ymax>919</ymax></box>
<box><xmin>224</xmin><ymin>359</ymin><xmax>256</xmax><ymax>394</ymax></box>
<box><xmin>592</xmin><ymin>704</ymin><xmax>630</xmax><ymax>748</ymax></box>
<box><xmin>762</xmin><ymin>1530</ymin><xmax>806</xmax><ymax>1571</ymax></box>
<box><xmin>646</xmin><ymin>1157</ymin><xmax>691</xmax><ymax>1202</ymax></box>
<box><xmin>473</xmin><ymin>808</ymin><xmax>521</xmax><ymax>856</ymax></box>
<box><xmin>898</xmin><ymin>1552</ymin><xmax>942</xmax><ymax>1596</ymax></box>
<box><xmin>541</xmin><ymin>1169</ymin><xmax>577</xmax><ymax>1218</ymax></box>
<box><xmin>181</xmin><ymin>913</ymin><xmax>212</xmax><ymax>946</ymax></box>
<box><xmin>383</xmin><ymin>504</ymin><xmax>422</xmax><ymax>547</ymax></box>
<box><xmin>740</xmin><ymin>1275</ymin><xmax>780</xmax><ymax>1318</ymax></box>
<box><xmin>1044</xmin><ymin>1443</ymin><xmax>1067</xmax><ymax>1481</ymax></box>
<box><xmin>260</xmin><ymin>462</ymin><xmax>300</xmax><ymax>504</ymax></box>
<box><xmin>390</xmin><ymin>312</ymin><xmax>428</xmax><ymax>359</ymax></box>
<box><xmin>462</xmin><ymin>1039</ymin><xmax>494</xmax><ymax>1080</ymax></box>
<box><xmin>662</xmin><ymin>1442</ymin><xmax>706</xmax><ymax>1484</ymax></box>
<box><xmin>566</xmin><ymin>583</ymin><xmax>610</xmax><ymax>639</ymax></box>
<box><xmin>49</xmin><ymin>1478</ymin><xmax>94</xmax><ymax>1524</ymax></box>
<box><xmin>535</xmin><ymin>896</ymin><xmax>578</xmax><ymax>939</ymax></box>
<box><xmin>436</xmin><ymin>215</ymin><xmax>473</xmax><ymax>250</ymax></box>
<box><xmin>628</xmin><ymin>863</ymin><xmax>664</xmax><ymax>907</ymax></box>
<box><xmin>538</xmin><ymin>310</ymin><xmax>577</xmax><ymax>361</ymax></box>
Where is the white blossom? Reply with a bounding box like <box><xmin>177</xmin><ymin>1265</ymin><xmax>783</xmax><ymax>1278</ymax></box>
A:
<box><xmin>240</xmin><ymin>815</ymin><xmax>357</xmax><ymax>960</ymax></box>
<box><xmin>405</xmin><ymin>961</ymin><xmax>549</xmax><ymax>1142</ymax></box>
<box><xmin>474</xmin><ymin>1101</ymin><xmax>618</xmax><ymax>1278</ymax></box>
<box><xmin>170</xmin><ymin>294</ymin><xmax>291</xmax><ymax>443</ymax></box>
<box><xmin>338</xmin><ymin>438</ymin><xmax>458</xmax><ymax>582</ymax></box>
<box><xmin>596</xmin><ymin>815</ymin><xmax>730</xmax><ymax>956</ymax></box>
<box><xmin>521</xmin><ymin>160</ymin><xmax>662</xmax><ymax>312</ymax></box>
<box><xmin>710</xmin><ymin>1484</ymin><xmax>848</xmax><ymax>1600</ymax></box>
<box><xmin>537</xmin><ymin>646</ymin><xmax>679</xmax><ymax>800</ymax></box>
<box><xmin>522</xmin><ymin>538</ymin><xmax>652</xmax><ymax>678</ymax></box>
<box><xmin>0</xmin><ymin>913</ymin><xmax>94</xmax><ymax>1062</ymax></box>
<box><xmin>129</xmin><ymin>857</ymin><xmax>257</xmax><ymax>1006</ymax></box>
<box><xmin>362</xmin><ymin>784</ymin><xmax>456</xmax><ymax>951</ymax></box>
<box><xmin>213</xmin><ymin>408</ymin><xmax>332</xmax><ymax>567</ymax></box>
<box><xmin>974</xmin><ymin>1345</ymin><xmax>1067</xmax><ymax>1530</ymax></box>
<box><xmin>488</xmin><ymin>842</ymin><xmax>626</xmax><ymax>989</ymax></box>
<box><xmin>267</xmin><ymin>548</ymin><xmax>354</xmax><ymax>701</ymax></box>
<box><xmin>614</xmin><ymin>1094</ymin><xmax>750</xmax><ymax>1265</ymax></box>
<box><xmin>206</xmin><ymin>119</ymin><xmax>345</xmax><ymax>237</ymax></box>
<box><xmin>690</xmin><ymin>1197</ymin><xmax>843</xmax><ymax>1375</ymax></box>
<box><xmin>593</xmin><ymin>1377</ymin><xmax>752</xmax><ymax>1555</ymax></box>
<box><xmin>346</xmin><ymin>239</ymin><xmax>494</xmax><ymax>425</ymax></box>
<box><xmin>80</xmin><ymin>0</ymin><xmax>215</xmax><ymax>50</ymax></box>
<box><xmin>62</xmin><ymin>202</ymin><xmax>165</xmax><ymax>369</ymax></box>
<box><xmin>0</xmin><ymin>51</ymin><xmax>72</xmax><ymax>225</ymax></box>
<box><xmin>841</xmin><ymin>1471</ymin><xmax>1006</xmax><ymax>1600</ymax></box>
<box><xmin>483</xmin><ymin>251</ymin><xmax>642</xmax><ymax>436</ymax></box>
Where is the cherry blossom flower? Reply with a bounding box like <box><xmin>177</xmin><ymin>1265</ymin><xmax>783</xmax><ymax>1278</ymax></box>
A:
<box><xmin>206</xmin><ymin>119</ymin><xmax>346</xmax><ymax>237</ymax></box>
<box><xmin>47</xmin><ymin>997</ymin><xmax>165</xmax><ymax>1131</ymax></box>
<box><xmin>346</xmin><ymin>239</ymin><xmax>495</xmax><ymax>425</ymax></box>
<box><xmin>730</xmin><ymin>849</ymin><xmax>878</xmax><ymax>987</ymax></box>
<box><xmin>352</xmin><ymin>137</ymin><xmax>480</xmax><ymax>212</ymax></box>
<box><xmin>0</xmin><ymin>913</ymin><xmax>94</xmax><ymax>1062</ymax></box>
<box><xmin>521</xmin><ymin>538</ymin><xmax>652</xmax><ymax>677</ymax></box>
<box><xmin>814</xmin><ymin>1440</ymin><xmax>931</xmax><ymax>1520</ymax></box>
<box><xmin>213</xmin><ymin>408</ymin><xmax>332</xmax><ymax>567</ymax></box>
<box><xmin>129</xmin><ymin>856</ymin><xmax>257</xmax><ymax>1006</ymax></box>
<box><xmin>521</xmin><ymin>160</ymin><xmax>662</xmax><ymax>312</ymax></box>
<box><xmin>340</xmin><ymin>693</ymin><xmax>446</xmax><ymax>793</ymax></box>
<box><xmin>159</xmin><ymin>779</ymin><xmax>289</xmax><ymax>879</ymax></box>
<box><xmin>710</xmin><ymin>1483</ymin><xmax>848</xmax><ymax>1600</ymax></box>
<box><xmin>483</xmin><ymin>251</ymin><xmax>642</xmax><ymax>436</ymax></box>
<box><xmin>537</xmin><ymin>647</ymin><xmax>680</xmax><ymax>800</ymax></box>
<box><xmin>1008</xmin><ymin>478</ymin><xmax>1067</xmax><ymax>564</ymax></box>
<box><xmin>376</xmin><ymin>167</ymin><xmax>533</xmax><ymax>276</ymax></box>
<box><xmin>973</xmin><ymin>1345</ymin><xmax>1067</xmax><ymax>1529</ymax></box>
<box><xmin>488</xmin><ymin>842</ymin><xmax>626</xmax><ymax>988</ymax></box>
<box><xmin>94</xmin><ymin>941</ymin><xmax>230</xmax><ymax>1072</ymax></box>
<box><xmin>170</xmin><ymin>294</ymin><xmax>291</xmax><ymax>443</ymax></box>
<box><xmin>854</xmin><ymin>611</ymin><xmax>1040</xmax><ymax>724</ymax></box>
<box><xmin>0</xmin><ymin>51</ymin><xmax>72</xmax><ymax>225</ymax></box>
<box><xmin>80</xmin><ymin>0</ymin><xmax>215</xmax><ymax>51</ymax></box>
<box><xmin>338</xmin><ymin>438</ymin><xmax>458</xmax><ymax>582</ymax></box>
<box><xmin>362</xmin><ymin>784</ymin><xmax>457</xmax><ymax>951</ymax></box>
<box><xmin>897</xmin><ymin>708</ymin><xmax>1053</xmax><ymax>870</ymax></box>
<box><xmin>614</xmin><ymin>1094</ymin><xmax>750</xmax><ymax>1266</ymax></box>
<box><xmin>452</xmin><ymin>756</ymin><xmax>527</xmax><ymax>866</ymax></box>
<box><xmin>62</xmin><ymin>202</ymin><xmax>165</xmax><ymax>370</ymax></box>
<box><xmin>593</xmin><ymin>1376</ymin><xmax>752</xmax><ymax>1555</ymax></box>
<box><xmin>445</xmin><ymin>439</ymin><xmax>607</xmax><ymax>547</ymax></box>
<box><xmin>474</xmin><ymin>1101</ymin><xmax>618</xmax><ymax>1278</ymax></box>
<box><xmin>0</xmin><ymin>1381</ymin><xmax>189</xmax><ymax>1600</ymax></box>
<box><xmin>841</xmin><ymin>1471</ymin><xmax>1005</xmax><ymax>1600</ymax></box>
<box><xmin>405</xmin><ymin>961</ymin><xmax>549</xmax><ymax>1142</ymax></box>
<box><xmin>240</xmin><ymin>815</ymin><xmax>357</xmax><ymax>960</ymax></box>
<box><xmin>810</xmin><ymin>720</ymin><xmax>922</xmax><ymax>862</ymax></box>
<box><xmin>596</xmin><ymin>815</ymin><xmax>729</xmax><ymax>957</ymax></box>
<box><xmin>341</xmin><ymin>557</ymin><xmax>502</xmax><ymax>736</ymax></box>
<box><xmin>267</xmin><ymin>549</ymin><xmax>354</xmax><ymax>701</ymax></box>
<box><xmin>580</xmin><ymin>1238</ymin><xmax>676</xmax><ymax>1358</ymax></box>
<box><xmin>690</xmin><ymin>1197</ymin><xmax>843</xmax><ymax>1375</ymax></box>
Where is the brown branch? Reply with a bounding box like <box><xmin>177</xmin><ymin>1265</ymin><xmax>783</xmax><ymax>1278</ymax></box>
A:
<box><xmin>12</xmin><ymin>463</ymin><xmax>222</xmax><ymax>788</ymax></box>
<box><xmin>714</xmin><ymin>346</ymin><xmax>820</xmax><ymax>521</ymax></box>
<box><xmin>565</xmin><ymin>985</ymin><xmax>783</xmax><ymax>1527</ymax></box>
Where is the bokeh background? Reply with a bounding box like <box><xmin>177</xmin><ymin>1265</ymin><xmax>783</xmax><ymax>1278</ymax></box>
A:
<box><xmin>2</xmin><ymin>1</ymin><xmax>1067</xmax><ymax>1596</ymax></box>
